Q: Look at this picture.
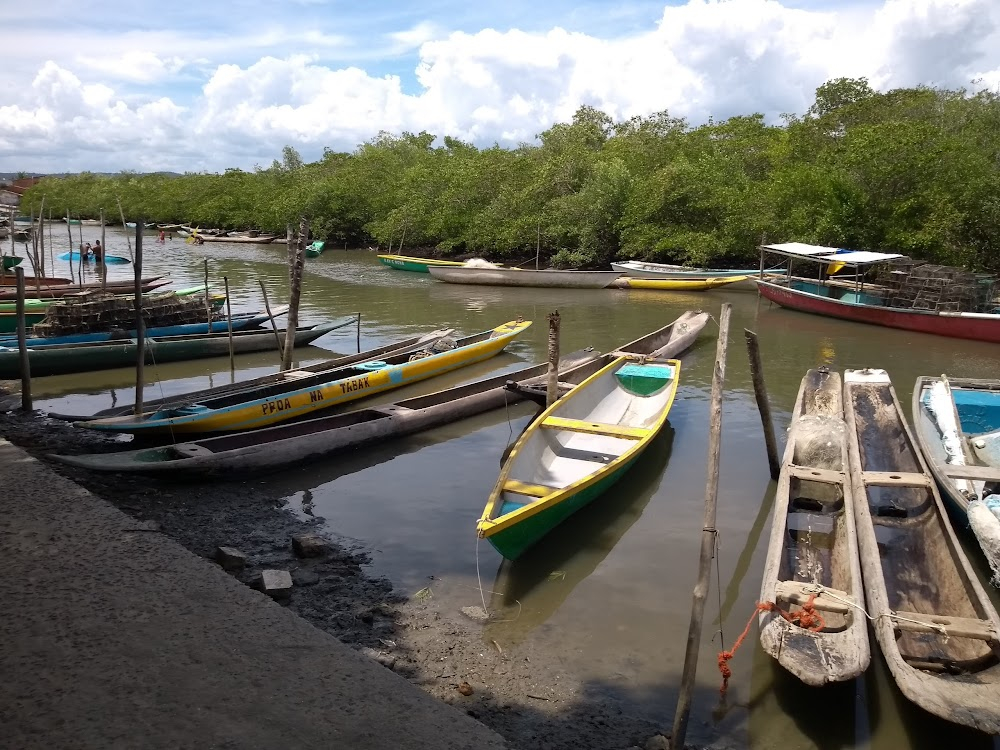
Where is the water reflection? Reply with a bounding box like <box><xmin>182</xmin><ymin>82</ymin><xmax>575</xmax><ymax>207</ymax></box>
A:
<box><xmin>485</xmin><ymin>429</ymin><xmax>674</xmax><ymax>647</ymax></box>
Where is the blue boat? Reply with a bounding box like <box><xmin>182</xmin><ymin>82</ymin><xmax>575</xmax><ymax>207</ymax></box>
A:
<box><xmin>59</xmin><ymin>251</ymin><xmax>131</xmax><ymax>264</ymax></box>
<box><xmin>0</xmin><ymin>307</ymin><xmax>288</xmax><ymax>347</ymax></box>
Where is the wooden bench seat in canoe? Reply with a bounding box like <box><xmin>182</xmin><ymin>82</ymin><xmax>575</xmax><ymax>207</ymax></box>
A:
<box><xmin>941</xmin><ymin>464</ymin><xmax>1000</xmax><ymax>482</ymax></box>
<box><xmin>502</xmin><ymin>479</ymin><xmax>559</xmax><ymax>498</ymax></box>
<box><xmin>540</xmin><ymin>416</ymin><xmax>651</xmax><ymax>440</ymax></box>
<box><xmin>774</xmin><ymin>581</ymin><xmax>854</xmax><ymax>615</ymax></box>
<box><xmin>787</xmin><ymin>465</ymin><xmax>846</xmax><ymax>484</ymax></box>
<box><xmin>861</xmin><ymin>471</ymin><xmax>932</xmax><ymax>487</ymax></box>
<box><xmin>891</xmin><ymin>610</ymin><xmax>999</xmax><ymax>641</ymax></box>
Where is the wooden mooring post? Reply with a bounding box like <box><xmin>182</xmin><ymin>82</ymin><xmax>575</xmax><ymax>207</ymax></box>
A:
<box><xmin>133</xmin><ymin>220</ymin><xmax>145</xmax><ymax>416</ymax></box>
<box><xmin>257</xmin><ymin>280</ymin><xmax>284</xmax><ymax>364</ymax></box>
<box><xmin>117</xmin><ymin>197</ymin><xmax>134</xmax><ymax>262</ymax></box>
<box><xmin>745</xmin><ymin>329</ymin><xmax>780</xmax><ymax>479</ymax></box>
<box><xmin>546</xmin><ymin>310</ymin><xmax>560</xmax><ymax>407</ymax></box>
<box><xmin>14</xmin><ymin>267</ymin><xmax>31</xmax><ymax>411</ymax></box>
<box><xmin>281</xmin><ymin>219</ymin><xmax>307</xmax><ymax>371</ymax></box>
<box><xmin>223</xmin><ymin>276</ymin><xmax>236</xmax><ymax>373</ymax></box>
<box><xmin>671</xmin><ymin>302</ymin><xmax>732</xmax><ymax>750</ymax></box>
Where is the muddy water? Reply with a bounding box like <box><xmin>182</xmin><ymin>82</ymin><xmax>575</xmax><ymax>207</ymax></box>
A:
<box><xmin>31</xmin><ymin>229</ymin><xmax>1000</xmax><ymax>748</ymax></box>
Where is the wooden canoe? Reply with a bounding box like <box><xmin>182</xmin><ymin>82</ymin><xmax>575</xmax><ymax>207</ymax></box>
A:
<box><xmin>76</xmin><ymin>320</ymin><xmax>532</xmax><ymax>435</ymax></box>
<box><xmin>610</xmin><ymin>260</ymin><xmax>784</xmax><ymax>280</ymax></box>
<box><xmin>611</xmin><ymin>276</ymin><xmax>748</xmax><ymax>291</ymax></box>
<box><xmin>0</xmin><ymin>318</ymin><xmax>355</xmax><ymax>379</ymax></box>
<box><xmin>50</xmin><ymin>311</ymin><xmax>708</xmax><ymax>475</ymax></box>
<box><xmin>759</xmin><ymin>368</ymin><xmax>870</xmax><ymax>685</ymax></box>
<box><xmin>913</xmin><ymin>375</ymin><xmax>1000</xmax><ymax>579</ymax></box>
<box><xmin>377</xmin><ymin>254</ymin><xmax>467</xmax><ymax>273</ymax></box>
<box><xmin>429</xmin><ymin>266</ymin><xmax>621</xmax><ymax>289</ymax></box>
<box><xmin>0</xmin><ymin>277</ymin><xmax>167</xmax><ymax>299</ymax></box>
<box><xmin>843</xmin><ymin>368</ymin><xmax>1000</xmax><ymax>732</ymax></box>
<box><xmin>477</xmin><ymin>354</ymin><xmax>680</xmax><ymax>560</ymax></box>
<box><xmin>305</xmin><ymin>241</ymin><xmax>326</xmax><ymax>258</ymax></box>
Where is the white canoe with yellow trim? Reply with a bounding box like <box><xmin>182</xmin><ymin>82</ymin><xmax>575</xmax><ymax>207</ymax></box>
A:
<box><xmin>477</xmin><ymin>355</ymin><xmax>680</xmax><ymax>559</ymax></box>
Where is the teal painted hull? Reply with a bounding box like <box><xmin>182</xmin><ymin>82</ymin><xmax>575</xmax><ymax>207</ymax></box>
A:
<box><xmin>0</xmin><ymin>311</ymin><xmax>46</xmax><ymax>334</ymax></box>
<box><xmin>378</xmin><ymin>256</ymin><xmax>431</xmax><ymax>273</ymax></box>
<box><xmin>486</xmin><ymin>455</ymin><xmax>640</xmax><ymax>559</ymax></box>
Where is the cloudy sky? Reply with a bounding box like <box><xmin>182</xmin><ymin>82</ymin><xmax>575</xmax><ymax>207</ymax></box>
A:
<box><xmin>1</xmin><ymin>0</ymin><xmax>998</xmax><ymax>174</ymax></box>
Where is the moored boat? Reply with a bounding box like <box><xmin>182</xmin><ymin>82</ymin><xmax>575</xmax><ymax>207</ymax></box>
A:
<box><xmin>843</xmin><ymin>368</ymin><xmax>1000</xmax><ymax>732</ymax></box>
<box><xmin>611</xmin><ymin>259</ymin><xmax>785</xmax><ymax>285</ymax></box>
<box><xmin>611</xmin><ymin>276</ymin><xmax>748</xmax><ymax>291</ymax></box>
<box><xmin>58</xmin><ymin>251</ymin><xmax>131</xmax><ymax>264</ymax></box>
<box><xmin>913</xmin><ymin>375</ymin><xmax>1000</xmax><ymax>580</ymax></box>
<box><xmin>377</xmin><ymin>254</ymin><xmax>467</xmax><ymax>273</ymax></box>
<box><xmin>305</xmin><ymin>241</ymin><xmax>326</xmax><ymax>258</ymax></box>
<box><xmin>0</xmin><ymin>277</ymin><xmax>169</xmax><ymax>300</ymax></box>
<box><xmin>477</xmin><ymin>353</ymin><xmax>680</xmax><ymax>559</ymax></box>
<box><xmin>429</xmin><ymin>266</ymin><xmax>621</xmax><ymax>289</ymax></box>
<box><xmin>759</xmin><ymin>367</ymin><xmax>870</xmax><ymax>685</ymax></box>
<box><xmin>0</xmin><ymin>317</ymin><xmax>355</xmax><ymax>379</ymax></box>
<box><xmin>756</xmin><ymin>242</ymin><xmax>1000</xmax><ymax>343</ymax></box>
<box><xmin>76</xmin><ymin>319</ymin><xmax>532</xmax><ymax>434</ymax></box>
<box><xmin>2</xmin><ymin>256</ymin><xmax>22</xmax><ymax>270</ymax></box>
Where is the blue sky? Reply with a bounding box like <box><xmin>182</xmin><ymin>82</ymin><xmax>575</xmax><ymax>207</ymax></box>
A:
<box><xmin>1</xmin><ymin>0</ymin><xmax>997</xmax><ymax>173</ymax></box>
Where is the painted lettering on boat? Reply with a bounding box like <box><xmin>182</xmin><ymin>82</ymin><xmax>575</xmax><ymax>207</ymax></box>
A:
<box><xmin>309</xmin><ymin>389</ymin><xmax>324</xmax><ymax>403</ymax></box>
<box><xmin>261</xmin><ymin>397</ymin><xmax>293</xmax><ymax>416</ymax></box>
<box><xmin>339</xmin><ymin>375</ymin><xmax>370</xmax><ymax>394</ymax></box>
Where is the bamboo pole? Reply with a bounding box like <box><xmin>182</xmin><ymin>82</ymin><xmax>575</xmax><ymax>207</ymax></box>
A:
<box><xmin>133</xmin><ymin>220</ymin><xmax>145</xmax><ymax>416</ymax></box>
<box><xmin>116</xmin><ymin>197</ymin><xmax>134</xmax><ymax>262</ymax></box>
<box><xmin>14</xmin><ymin>267</ymin><xmax>31</xmax><ymax>411</ymax></box>
<box><xmin>356</xmin><ymin>312</ymin><xmax>361</xmax><ymax>353</ymax></box>
<box><xmin>204</xmin><ymin>259</ymin><xmax>211</xmax><ymax>325</ymax></box>
<box><xmin>257</xmin><ymin>280</ymin><xmax>283</xmax><ymax>363</ymax></box>
<box><xmin>29</xmin><ymin>209</ymin><xmax>40</xmax><ymax>295</ymax></box>
<box><xmin>223</xmin><ymin>276</ymin><xmax>235</xmax><ymax>373</ymax></box>
<box><xmin>745</xmin><ymin>329</ymin><xmax>780</xmax><ymax>479</ymax></box>
<box><xmin>47</xmin><ymin>209</ymin><xmax>54</xmax><ymax>276</ymax></box>
<box><xmin>281</xmin><ymin>218</ymin><xmax>307</xmax><ymax>371</ymax></box>
<box><xmin>36</xmin><ymin>196</ymin><xmax>45</xmax><ymax>278</ymax></box>
<box><xmin>65</xmin><ymin>210</ymin><xmax>75</xmax><ymax>285</ymax></box>
<box><xmin>671</xmin><ymin>302</ymin><xmax>732</xmax><ymax>750</ymax></box>
<box><xmin>546</xmin><ymin>310</ymin><xmax>560</xmax><ymax>407</ymax></box>
<box><xmin>100</xmin><ymin>208</ymin><xmax>107</xmax><ymax>292</ymax></box>
<box><xmin>536</xmin><ymin>223</ymin><xmax>541</xmax><ymax>270</ymax></box>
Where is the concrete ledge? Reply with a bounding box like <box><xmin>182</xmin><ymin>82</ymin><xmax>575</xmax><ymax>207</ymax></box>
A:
<box><xmin>0</xmin><ymin>439</ymin><xmax>507</xmax><ymax>749</ymax></box>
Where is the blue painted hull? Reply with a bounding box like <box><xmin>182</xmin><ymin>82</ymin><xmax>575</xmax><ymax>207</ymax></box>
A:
<box><xmin>58</xmin><ymin>251</ymin><xmax>130</xmax><ymax>264</ymax></box>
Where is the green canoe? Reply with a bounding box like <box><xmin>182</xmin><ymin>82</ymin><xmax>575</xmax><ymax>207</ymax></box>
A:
<box><xmin>376</xmin><ymin>254</ymin><xmax>468</xmax><ymax>273</ymax></box>
<box><xmin>305</xmin><ymin>241</ymin><xmax>326</xmax><ymax>258</ymax></box>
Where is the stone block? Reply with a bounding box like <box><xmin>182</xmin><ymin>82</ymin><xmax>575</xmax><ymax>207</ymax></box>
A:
<box><xmin>291</xmin><ymin>533</ymin><xmax>328</xmax><ymax>558</ymax></box>
<box><xmin>215</xmin><ymin>546</ymin><xmax>246</xmax><ymax>571</ymax></box>
<box><xmin>260</xmin><ymin>569</ymin><xmax>293</xmax><ymax>599</ymax></box>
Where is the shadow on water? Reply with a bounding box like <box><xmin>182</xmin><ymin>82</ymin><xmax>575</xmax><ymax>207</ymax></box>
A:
<box><xmin>484</xmin><ymin>428</ymin><xmax>675</xmax><ymax>647</ymax></box>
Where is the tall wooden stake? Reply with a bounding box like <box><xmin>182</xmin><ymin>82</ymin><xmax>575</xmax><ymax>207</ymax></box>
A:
<box><xmin>36</xmin><ymin>196</ymin><xmax>45</xmax><ymax>278</ymax></box>
<box><xmin>47</xmin><ymin>209</ymin><xmax>54</xmax><ymax>276</ymax></box>
<box><xmin>204</xmin><ymin>259</ymin><xmax>211</xmax><ymax>325</ymax></box>
<box><xmin>744</xmin><ymin>329</ymin><xmax>780</xmax><ymax>479</ymax></box>
<box><xmin>14</xmin><ymin>267</ymin><xmax>31</xmax><ymax>411</ymax></box>
<box><xmin>65</xmin><ymin>210</ymin><xmax>76</xmax><ymax>285</ymax></box>
<box><xmin>223</xmin><ymin>276</ymin><xmax>235</xmax><ymax>373</ymax></box>
<box><xmin>100</xmin><ymin>208</ymin><xmax>107</xmax><ymax>292</ymax></box>
<box><xmin>356</xmin><ymin>312</ymin><xmax>361</xmax><ymax>353</ymax></box>
<box><xmin>536</xmin><ymin>223</ymin><xmax>541</xmax><ymax>270</ymax></box>
<box><xmin>546</xmin><ymin>310</ymin><xmax>560</xmax><ymax>407</ymax></box>
<box><xmin>671</xmin><ymin>302</ymin><xmax>732</xmax><ymax>750</ymax></box>
<box><xmin>257</xmin><ymin>280</ymin><xmax>284</xmax><ymax>363</ymax></box>
<box><xmin>133</xmin><ymin>220</ymin><xmax>145</xmax><ymax>416</ymax></box>
<box><xmin>117</xmin><ymin>196</ymin><xmax>134</xmax><ymax>262</ymax></box>
<box><xmin>281</xmin><ymin>218</ymin><xmax>307</xmax><ymax>371</ymax></box>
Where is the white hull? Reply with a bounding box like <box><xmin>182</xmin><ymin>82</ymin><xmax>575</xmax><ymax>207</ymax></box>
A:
<box><xmin>428</xmin><ymin>267</ymin><xmax>621</xmax><ymax>288</ymax></box>
<box><xmin>611</xmin><ymin>260</ymin><xmax>783</xmax><ymax>289</ymax></box>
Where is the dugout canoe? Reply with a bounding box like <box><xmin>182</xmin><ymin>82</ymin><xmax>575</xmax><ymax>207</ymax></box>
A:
<box><xmin>0</xmin><ymin>317</ymin><xmax>355</xmax><ymax>379</ymax></box>
<box><xmin>611</xmin><ymin>276</ymin><xmax>748</xmax><ymax>291</ymax></box>
<box><xmin>76</xmin><ymin>319</ymin><xmax>532</xmax><ymax>435</ymax></box>
<box><xmin>759</xmin><ymin>367</ymin><xmax>870</xmax><ymax>685</ymax></box>
<box><xmin>0</xmin><ymin>277</ymin><xmax>168</xmax><ymax>299</ymax></box>
<box><xmin>50</xmin><ymin>311</ymin><xmax>708</xmax><ymax>475</ymax></box>
<box><xmin>377</xmin><ymin>254</ymin><xmax>468</xmax><ymax>273</ymax></box>
<box><xmin>913</xmin><ymin>375</ymin><xmax>1000</xmax><ymax>580</ymax></box>
<box><xmin>843</xmin><ymin>368</ymin><xmax>1000</xmax><ymax>733</ymax></box>
<box><xmin>429</xmin><ymin>266</ymin><xmax>621</xmax><ymax>289</ymax></box>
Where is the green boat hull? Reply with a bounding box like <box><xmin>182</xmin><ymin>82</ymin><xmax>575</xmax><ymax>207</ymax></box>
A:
<box><xmin>485</xmin><ymin>455</ymin><xmax>640</xmax><ymax>560</ymax></box>
<box><xmin>378</xmin><ymin>256</ymin><xmax>432</xmax><ymax>273</ymax></box>
<box><xmin>2</xmin><ymin>256</ymin><xmax>22</xmax><ymax>270</ymax></box>
<box><xmin>0</xmin><ymin>312</ymin><xmax>46</xmax><ymax>334</ymax></box>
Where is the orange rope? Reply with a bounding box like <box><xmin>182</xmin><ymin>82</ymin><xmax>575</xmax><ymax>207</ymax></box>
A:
<box><xmin>717</xmin><ymin>594</ymin><xmax>826</xmax><ymax>694</ymax></box>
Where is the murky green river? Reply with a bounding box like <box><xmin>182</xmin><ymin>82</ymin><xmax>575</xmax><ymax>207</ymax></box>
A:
<box><xmin>26</xmin><ymin>229</ymin><xmax>1000</xmax><ymax>748</ymax></box>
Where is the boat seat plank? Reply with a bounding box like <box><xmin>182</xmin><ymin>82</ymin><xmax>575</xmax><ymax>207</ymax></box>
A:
<box><xmin>787</xmin><ymin>466</ymin><xmax>845</xmax><ymax>484</ymax></box>
<box><xmin>941</xmin><ymin>464</ymin><xmax>1000</xmax><ymax>482</ymax></box>
<box><xmin>541</xmin><ymin>416</ymin><xmax>650</xmax><ymax>440</ymax></box>
<box><xmin>774</xmin><ymin>581</ymin><xmax>853</xmax><ymax>614</ymax></box>
<box><xmin>280</xmin><ymin>369</ymin><xmax>313</xmax><ymax>380</ymax></box>
<box><xmin>891</xmin><ymin>610</ymin><xmax>998</xmax><ymax>641</ymax></box>
<box><xmin>861</xmin><ymin>471</ymin><xmax>931</xmax><ymax>488</ymax></box>
<box><xmin>503</xmin><ymin>479</ymin><xmax>557</xmax><ymax>498</ymax></box>
<box><xmin>607</xmin><ymin>352</ymin><xmax>675</xmax><ymax>364</ymax></box>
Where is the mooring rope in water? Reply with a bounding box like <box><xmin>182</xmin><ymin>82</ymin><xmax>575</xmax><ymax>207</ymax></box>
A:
<box><xmin>475</xmin><ymin>535</ymin><xmax>489</xmax><ymax>615</ymax></box>
<box><xmin>713</xmin><ymin>529</ymin><xmax>725</xmax><ymax>647</ymax></box>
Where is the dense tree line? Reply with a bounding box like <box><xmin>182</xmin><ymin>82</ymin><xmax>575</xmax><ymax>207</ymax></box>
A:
<box><xmin>20</xmin><ymin>78</ymin><xmax>1000</xmax><ymax>270</ymax></box>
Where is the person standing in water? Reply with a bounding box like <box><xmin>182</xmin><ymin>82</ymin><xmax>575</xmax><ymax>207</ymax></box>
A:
<box><xmin>92</xmin><ymin>240</ymin><xmax>104</xmax><ymax>262</ymax></box>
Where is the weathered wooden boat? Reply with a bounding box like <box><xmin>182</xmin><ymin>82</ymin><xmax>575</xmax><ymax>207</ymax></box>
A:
<box><xmin>50</xmin><ymin>350</ymin><xmax>602</xmax><ymax>475</ymax></box>
<box><xmin>611</xmin><ymin>259</ymin><xmax>785</xmax><ymax>282</ymax></box>
<box><xmin>0</xmin><ymin>277</ymin><xmax>169</xmax><ymax>300</ymax></box>
<box><xmin>757</xmin><ymin>242</ymin><xmax>1000</xmax><ymax>343</ymax></box>
<box><xmin>377</xmin><ymin>254</ymin><xmax>467</xmax><ymax>273</ymax></box>
<box><xmin>843</xmin><ymin>368</ymin><xmax>1000</xmax><ymax>732</ymax></box>
<box><xmin>49</xmin><ymin>328</ymin><xmax>459</xmax><ymax>422</ymax></box>
<box><xmin>58</xmin><ymin>251</ymin><xmax>131</xmax><ymax>264</ymax></box>
<box><xmin>759</xmin><ymin>368</ymin><xmax>869</xmax><ymax>685</ymax></box>
<box><xmin>305</xmin><ymin>241</ymin><xmax>326</xmax><ymax>258</ymax></box>
<box><xmin>0</xmin><ymin>284</ymin><xmax>214</xmax><ymax>315</ymax></box>
<box><xmin>0</xmin><ymin>275</ymin><xmax>74</xmax><ymax>288</ymax></box>
<box><xmin>76</xmin><ymin>320</ymin><xmax>532</xmax><ymax>435</ymax></box>
<box><xmin>913</xmin><ymin>375</ymin><xmax>1000</xmax><ymax>580</ymax></box>
<box><xmin>0</xmin><ymin>307</ymin><xmax>285</xmax><ymax>348</ymax></box>
<box><xmin>610</xmin><ymin>276</ymin><xmax>748</xmax><ymax>291</ymax></box>
<box><xmin>477</xmin><ymin>352</ymin><xmax>681</xmax><ymax>559</ymax></box>
<box><xmin>429</xmin><ymin>266</ymin><xmax>621</xmax><ymax>289</ymax></box>
<box><xmin>0</xmin><ymin>317</ymin><xmax>356</xmax><ymax>379</ymax></box>
<box><xmin>196</xmin><ymin>233</ymin><xmax>276</xmax><ymax>244</ymax></box>
<box><xmin>52</xmin><ymin>311</ymin><xmax>708</xmax><ymax>477</ymax></box>
<box><xmin>2</xmin><ymin>256</ymin><xmax>22</xmax><ymax>270</ymax></box>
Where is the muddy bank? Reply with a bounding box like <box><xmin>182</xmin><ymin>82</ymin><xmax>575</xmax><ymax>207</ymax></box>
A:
<box><xmin>0</xmin><ymin>406</ymin><xmax>718</xmax><ymax>750</ymax></box>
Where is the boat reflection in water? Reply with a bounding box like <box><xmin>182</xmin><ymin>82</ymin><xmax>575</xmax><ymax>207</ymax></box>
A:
<box><xmin>484</xmin><ymin>428</ymin><xmax>674</xmax><ymax>648</ymax></box>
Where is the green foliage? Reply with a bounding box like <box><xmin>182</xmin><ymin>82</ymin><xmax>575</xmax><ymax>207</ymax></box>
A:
<box><xmin>20</xmin><ymin>85</ymin><xmax>1000</xmax><ymax>271</ymax></box>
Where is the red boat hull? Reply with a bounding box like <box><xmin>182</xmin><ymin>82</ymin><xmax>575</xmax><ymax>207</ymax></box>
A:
<box><xmin>756</xmin><ymin>281</ymin><xmax>1000</xmax><ymax>343</ymax></box>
